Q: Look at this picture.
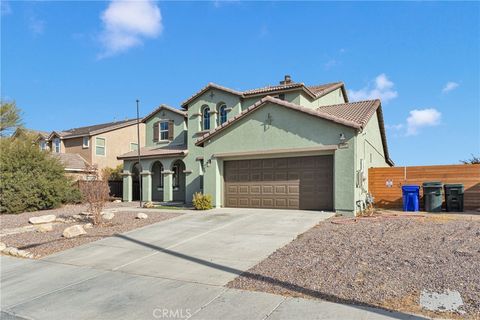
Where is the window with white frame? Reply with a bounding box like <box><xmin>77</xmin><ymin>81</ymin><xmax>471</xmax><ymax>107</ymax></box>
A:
<box><xmin>130</xmin><ymin>143</ymin><xmax>138</xmax><ymax>151</ymax></box>
<box><xmin>39</xmin><ymin>140</ymin><xmax>46</xmax><ymax>151</ymax></box>
<box><xmin>202</xmin><ymin>107</ymin><xmax>210</xmax><ymax>130</ymax></box>
<box><xmin>82</xmin><ymin>136</ymin><xmax>89</xmax><ymax>148</ymax></box>
<box><xmin>95</xmin><ymin>137</ymin><xmax>106</xmax><ymax>156</ymax></box>
<box><xmin>159</xmin><ymin>121</ymin><xmax>169</xmax><ymax>141</ymax></box>
<box><xmin>53</xmin><ymin>138</ymin><xmax>61</xmax><ymax>153</ymax></box>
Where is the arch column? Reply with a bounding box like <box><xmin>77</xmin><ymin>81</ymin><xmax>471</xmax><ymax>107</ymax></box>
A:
<box><xmin>162</xmin><ymin>170</ymin><xmax>174</xmax><ymax>202</ymax></box>
<box><xmin>121</xmin><ymin>171</ymin><xmax>132</xmax><ymax>202</ymax></box>
<box><xmin>141</xmin><ymin>171</ymin><xmax>152</xmax><ymax>202</ymax></box>
<box><xmin>210</xmin><ymin>110</ymin><xmax>218</xmax><ymax>129</ymax></box>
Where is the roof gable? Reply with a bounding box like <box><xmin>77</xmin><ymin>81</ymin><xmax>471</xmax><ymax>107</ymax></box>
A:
<box><xmin>142</xmin><ymin>104</ymin><xmax>187</xmax><ymax>123</ymax></box>
<box><xmin>181</xmin><ymin>83</ymin><xmax>243</xmax><ymax>108</ymax></box>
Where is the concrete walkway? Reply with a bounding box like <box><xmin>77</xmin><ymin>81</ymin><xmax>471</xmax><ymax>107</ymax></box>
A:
<box><xmin>1</xmin><ymin>208</ymin><xmax>424</xmax><ymax>320</ymax></box>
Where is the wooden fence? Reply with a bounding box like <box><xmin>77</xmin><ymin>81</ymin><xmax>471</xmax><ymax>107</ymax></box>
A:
<box><xmin>368</xmin><ymin>164</ymin><xmax>480</xmax><ymax>211</ymax></box>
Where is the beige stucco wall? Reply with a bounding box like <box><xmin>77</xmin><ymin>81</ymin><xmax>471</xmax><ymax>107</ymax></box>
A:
<box><xmin>63</xmin><ymin>137</ymin><xmax>92</xmax><ymax>163</ymax></box>
<box><xmin>92</xmin><ymin>123</ymin><xmax>145</xmax><ymax>170</ymax></box>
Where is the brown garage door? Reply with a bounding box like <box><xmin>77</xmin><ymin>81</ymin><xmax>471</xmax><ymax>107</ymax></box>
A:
<box><xmin>224</xmin><ymin>155</ymin><xmax>333</xmax><ymax>210</ymax></box>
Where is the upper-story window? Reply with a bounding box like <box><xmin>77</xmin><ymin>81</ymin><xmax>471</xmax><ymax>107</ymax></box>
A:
<box><xmin>95</xmin><ymin>137</ymin><xmax>106</xmax><ymax>156</ymax></box>
<box><xmin>153</xmin><ymin>120</ymin><xmax>174</xmax><ymax>143</ymax></box>
<box><xmin>130</xmin><ymin>142</ymin><xmax>138</xmax><ymax>151</ymax></box>
<box><xmin>218</xmin><ymin>104</ymin><xmax>227</xmax><ymax>125</ymax></box>
<box><xmin>53</xmin><ymin>138</ymin><xmax>61</xmax><ymax>153</ymax></box>
<box><xmin>82</xmin><ymin>136</ymin><xmax>89</xmax><ymax>148</ymax></box>
<box><xmin>202</xmin><ymin>107</ymin><xmax>211</xmax><ymax>130</ymax></box>
<box><xmin>39</xmin><ymin>140</ymin><xmax>47</xmax><ymax>151</ymax></box>
<box><xmin>160</xmin><ymin>121</ymin><xmax>169</xmax><ymax>141</ymax></box>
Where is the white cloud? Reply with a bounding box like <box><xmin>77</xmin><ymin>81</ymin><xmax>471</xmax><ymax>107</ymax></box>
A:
<box><xmin>406</xmin><ymin>108</ymin><xmax>441</xmax><ymax>136</ymax></box>
<box><xmin>442</xmin><ymin>81</ymin><xmax>459</xmax><ymax>93</ymax></box>
<box><xmin>349</xmin><ymin>74</ymin><xmax>398</xmax><ymax>103</ymax></box>
<box><xmin>99</xmin><ymin>0</ymin><xmax>162</xmax><ymax>58</ymax></box>
<box><xmin>386</xmin><ymin>124</ymin><xmax>404</xmax><ymax>131</ymax></box>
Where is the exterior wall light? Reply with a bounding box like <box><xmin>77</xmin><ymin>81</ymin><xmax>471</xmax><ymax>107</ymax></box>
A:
<box><xmin>339</xmin><ymin>133</ymin><xmax>346</xmax><ymax>143</ymax></box>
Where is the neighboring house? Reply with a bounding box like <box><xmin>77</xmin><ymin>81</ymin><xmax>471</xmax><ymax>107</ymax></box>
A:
<box><xmin>118</xmin><ymin>76</ymin><xmax>393</xmax><ymax>215</ymax></box>
<box><xmin>16</xmin><ymin>119</ymin><xmax>145</xmax><ymax>179</ymax></box>
<box><xmin>51</xmin><ymin>153</ymin><xmax>94</xmax><ymax>180</ymax></box>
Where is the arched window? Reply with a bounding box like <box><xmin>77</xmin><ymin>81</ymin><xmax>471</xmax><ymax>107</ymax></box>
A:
<box><xmin>203</xmin><ymin>107</ymin><xmax>210</xmax><ymax>130</ymax></box>
<box><xmin>218</xmin><ymin>104</ymin><xmax>227</xmax><ymax>125</ymax></box>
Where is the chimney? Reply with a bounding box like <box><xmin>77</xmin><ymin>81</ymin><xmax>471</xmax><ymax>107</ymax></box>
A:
<box><xmin>280</xmin><ymin>75</ymin><xmax>292</xmax><ymax>85</ymax></box>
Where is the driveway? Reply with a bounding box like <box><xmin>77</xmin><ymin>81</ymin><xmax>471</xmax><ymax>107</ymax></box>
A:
<box><xmin>1</xmin><ymin>208</ymin><xmax>422</xmax><ymax>319</ymax></box>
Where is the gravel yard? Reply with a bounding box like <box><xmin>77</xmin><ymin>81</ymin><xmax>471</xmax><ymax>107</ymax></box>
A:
<box><xmin>0</xmin><ymin>202</ymin><xmax>183</xmax><ymax>257</ymax></box>
<box><xmin>227</xmin><ymin>211</ymin><xmax>480</xmax><ymax>319</ymax></box>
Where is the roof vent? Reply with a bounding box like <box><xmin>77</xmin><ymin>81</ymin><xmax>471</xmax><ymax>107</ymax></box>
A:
<box><xmin>280</xmin><ymin>75</ymin><xmax>292</xmax><ymax>85</ymax></box>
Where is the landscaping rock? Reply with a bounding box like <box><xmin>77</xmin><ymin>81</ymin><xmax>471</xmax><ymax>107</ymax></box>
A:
<box><xmin>102</xmin><ymin>212</ymin><xmax>115</xmax><ymax>220</ymax></box>
<box><xmin>0</xmin><ymin>242</ymin><xmax>6</xmax><ymax>251</ymax></box>
<box><xmin>79</xmin><ymin>211</ymin><xmax>92</xmax><ymax>216</ymax></box>
<box><xmin>62</xmin><ymin>225</ymin><xmax>86</xmax><ymax>238</ymax></box>
<box><xmin>35</xmin><ymin>223</ymin><xmax>53</xmax><ymax>233</ymax></box>
<box><xmin>136</xmin><ymin>212</ymin><xmax>148</xmax><ymax>219</ymax></box>
<box><xmin>84</xmin><ymin>223</ymin><xmax>93</xmax><ymax>229</ymax></box>
<box><xmin>420</xmin><ymin>290</ymin><xmax>464</xmax><ymax>313</ymax></box>
<box><xmin>113</xmin><ymin>199</ymin><xmax>122</xmax><ymax>203</ymax></box>
<box><xmin>143</xmin><ymin>201</ymin><xmax>154</xmax><ymax>208</ymax></box>
<box><xmin>29</xmin><ymin>215</ymin><xmax>56</xmax><ymax>225</ymax></box>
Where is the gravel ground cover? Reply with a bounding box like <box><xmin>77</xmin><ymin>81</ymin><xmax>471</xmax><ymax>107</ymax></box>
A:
<box><xmin>227</xmin><ymin>212</ymin><xmax>480</xmax><ymax>318</ymax></box>
<box><xmin>0</xmin><ymin>202</ymin><xmax>183</xmax><ymax>257</ymax></box>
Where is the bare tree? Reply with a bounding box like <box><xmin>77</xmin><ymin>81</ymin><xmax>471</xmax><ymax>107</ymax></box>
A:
<box><xmin>460</xmin><ymin>154</ymin><xmax>480</xmax><ymax>164</ymax></box>
<box><xmin>78</xmin><ymin>165</ymin><xmax>110</xmax><ymax>225</ymax></box>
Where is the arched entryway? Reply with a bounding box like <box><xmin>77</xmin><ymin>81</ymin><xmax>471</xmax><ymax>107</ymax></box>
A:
<box><xmin>172</xmin><ymin>160</ymin><xmax>186</xmax><ymax>202</ymax></box>
<box><xmin>131</xmin><ymin>162</ymin><xmax>141</xmax><ymax>201</ymax></box>
<box><xmin>151</xmin><ymin>161</ymin><xmax>164</xmax><ymax>201</ymax></box>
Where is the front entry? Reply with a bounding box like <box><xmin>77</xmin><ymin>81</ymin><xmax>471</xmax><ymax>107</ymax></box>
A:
<box><xmin>224</xmin><ymin>155</ymin><xmax>333</xmax><ymax>210</ymax></box>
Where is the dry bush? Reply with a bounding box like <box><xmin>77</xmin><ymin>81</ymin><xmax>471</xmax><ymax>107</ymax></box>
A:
<box><xmin>78</xmin><ymin>166</ymin><xmax>110</xmax><ymax>225</ymax></box>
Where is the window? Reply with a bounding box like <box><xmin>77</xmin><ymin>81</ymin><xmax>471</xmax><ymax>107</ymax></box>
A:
<box><xmin>159</xmin><ymin>121</ymin><xmax>169</xmax><ymax>141</ymax></box>
<box><xmin>82</xmin><ymin>136</ymin><xmax>89</xmax><ymax>148</ymax></box>
<box><xmin>172</xmin><ymin>164</ymin><xmax>180</xmax><ymax>188</ymax></box>
<box><xmin>203</xmin><ymin>107</ymin><xmax>210</xmax><ymax>130</ymax></box>
<box><xmin>218</xmin><ymin>104</ymin><xmax>227</xmax><ymax>125</ymax></box>
<box><xmin>95</xmin><ymin>137</ymin><xmax>106</xmax><ymax>156</ymax></box>
<box><xmin>39</xmin><ymin>140</ymin><xmax>46</xmax><ymax>151</ymax></box>
<box><xmin>53</xmin><ymin>138</ymin><xmax>61</xmax><ymax>153</ymax></box>
<box><xmin>130</xmin><ymin>143</ymin><xmax>138</xmax><ymax>151</ymax></box>
<box><xmin>278</xmin><ymin>93</ymin><xmax>285</xmax><ymax>100</ymax></box>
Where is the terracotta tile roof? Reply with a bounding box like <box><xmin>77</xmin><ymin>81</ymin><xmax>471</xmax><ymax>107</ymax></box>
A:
<box><xmin>195</xmin><ymin>96</ymin><xmax>393</xmax><ymax>166</ymax></box>
<box><xmin>52</xmin><ymin>153</ymin><xmax>90</xmax><ymax>171</ymax></box>
<box><xmin>317</xmin><ymin>100</ymin><xmax>381</xmax><ymax>128</ymax></box>
<box><xmin>181</xmin><ymin>81</ymin><xmax>346</xmax><ymax>108</ymax></box>
<box><xmin>117</xmin><ymin>144</ymin><xmax>188</xmax><ymax>160</ymax></box>
<box><xmin>142</xmin><ymin>104</ymin><xmax>187</xmax><ymax>123</ymax></box>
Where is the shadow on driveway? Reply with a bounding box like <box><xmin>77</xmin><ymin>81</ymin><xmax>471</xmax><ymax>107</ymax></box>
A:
<box><xmin>114</xmin><ymin>233</ymin><xmax>426</xmax><ymax>320</ymax></box>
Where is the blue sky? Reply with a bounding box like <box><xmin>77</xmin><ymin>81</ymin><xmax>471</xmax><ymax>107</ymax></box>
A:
<box><xmin>2</xmin><ymin>1</ymin><xmax>479</xmax><ymax>166</ymax></box>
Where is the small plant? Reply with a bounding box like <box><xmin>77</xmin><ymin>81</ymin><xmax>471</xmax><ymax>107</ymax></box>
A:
<box><xmin>192</xmin><ymin>192</ymin><xmax>213</xmax><ymax>210</ymax></box>
<box><xmin>78</xmin><ymin>166</ymin><xmax>110</xmax><ymax>225</ymax></box>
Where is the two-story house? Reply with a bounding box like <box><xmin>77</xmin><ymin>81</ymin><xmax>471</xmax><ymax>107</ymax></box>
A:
<box><xmin>17</xmin><ymin>119</ymin><xmax>145</xmax><ymax>180</ymax></box>
<box><xmin>118</xmin><ymin>76</ymin><xmax>393</xmax><ymax>215</ymax></box>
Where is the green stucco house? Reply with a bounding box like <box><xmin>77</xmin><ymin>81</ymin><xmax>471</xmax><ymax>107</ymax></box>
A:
<box><xmin>118</xmin><ymin>75</ymin><xmax>393</xmax><ymax>215</ymax></box>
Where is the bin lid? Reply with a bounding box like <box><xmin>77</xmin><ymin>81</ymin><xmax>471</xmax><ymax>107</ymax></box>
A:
<box><xmin>422</xmin><ymin>181</ymin><xmax>443</xmax><ymax>187</ymax></box>
<box><xmin>444</xmin><ymin>183</ymin><xmax>464</xmax><ymax>188</ymax></box>
<box><xmin>402</xmin><ymin>185</ymin><xmax>420</xmax><ymax>191</ymax></box>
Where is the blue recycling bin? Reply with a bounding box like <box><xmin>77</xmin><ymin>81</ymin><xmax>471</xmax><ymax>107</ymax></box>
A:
<box><xmin>402</xmin><ymin>185</ymin><xmax>420</xmax><ymax>211</ymax></box>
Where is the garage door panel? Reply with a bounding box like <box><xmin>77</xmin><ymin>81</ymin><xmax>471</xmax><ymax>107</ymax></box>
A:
<box><xmin>225</xmin><ymin>155</ymin><xmax>333</xmax><ymax>210</ymax></box>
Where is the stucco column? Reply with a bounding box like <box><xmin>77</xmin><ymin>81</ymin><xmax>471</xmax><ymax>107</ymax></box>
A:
<box><xmin>162</xmin><ymin>170</ymin><xmax>173</xmax><ymax>202</ymax></box>
<box><xmin>210</xmin><ymin>110</ymin><xmax>218</xmax><ymax>129</ymax></box>
<box><xmin>121</xmin><ymin>171</ymin><xmax>132</xmax><ymax>202</ymax></box>
<box><xmin>141</xmin><ymin>171</ymin><xmax>152</xmax><ymax>202</ymax></box>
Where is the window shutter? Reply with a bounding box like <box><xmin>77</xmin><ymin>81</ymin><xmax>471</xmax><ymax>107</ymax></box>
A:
<box><xmin>153</xmin><ymin>122</ymin><xmax>159</xmax><ymax>142</ymax></box>
<box><xmin>168</xmin><ymin>120</ymin><xmax>174</xmax><ymax>141</ymax></box>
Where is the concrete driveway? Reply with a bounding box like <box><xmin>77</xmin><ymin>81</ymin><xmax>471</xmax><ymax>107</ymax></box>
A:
<box><xmin>1</xmin><ymin>208</ymin><xmax>422</xmax><ymax>320</ymax></box>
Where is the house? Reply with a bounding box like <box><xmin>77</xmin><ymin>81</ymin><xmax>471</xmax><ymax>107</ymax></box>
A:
<box><xmin>118</xmin><ymin>76</ymin><xmax>393</xmax><ymax>215</ymax></box>
<box><xmin>16</xmin><ymin>119</ymin><xmax>145</xmax><ymax>179</ymax></box>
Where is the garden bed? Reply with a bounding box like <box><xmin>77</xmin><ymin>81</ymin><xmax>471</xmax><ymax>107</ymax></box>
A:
<box><xmin>0</xmin><ymin>202</ymin><xmax>183</xmax><ymax>257</ymax></box>
<box><xmin>227</xmin><ymin>211</ymin><xmax>480</xmax><ymax>318</ymax></box>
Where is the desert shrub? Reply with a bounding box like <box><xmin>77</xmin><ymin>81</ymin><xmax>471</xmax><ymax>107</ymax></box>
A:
<box><xmin>192</xmin><ymin>192</ymin><xmax>213</xmax><ymax>210</ymax></box>
<box><xmin>0</xmin><ymin>136</ymin><xmax>81</xmax><ymax>213</ymax></box>
<box><xmin>101</xmin><ymin>164</ymin><xmax>123</xmax><ymax>181</ymax></box>
<box><xmin>78</xmin><ymin>167</ymin><xmax>110</xmax><ymax>225</ymax></box>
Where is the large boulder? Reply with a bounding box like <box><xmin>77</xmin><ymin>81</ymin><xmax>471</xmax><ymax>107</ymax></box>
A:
<box><xmin>35</xmin><ymin>223</ymin><xmax>53</xmax><ymax>233</ymax></box>
<box><xmin>136</xmin><ymin>212</ymin><xmax>148</xmax><ymax>219</ymax></box>
<box><xmin>62</xmin><ymin>225</ymin><xmax>86</xmax><ymax>238</ymax></box>
<box><xmin>0</xmin><ymin>242</ymin><xmax>6</xmax><ymax>251</ymax></box>
<box><xmin>29</xmin><ymin>215</ymin><xmax>56</xmax><ymax>224</ymax></box>
<box><xmin>102</xmin><ymin>212</ymin><xmax>115</xmax><ymax>220</ymax></box>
